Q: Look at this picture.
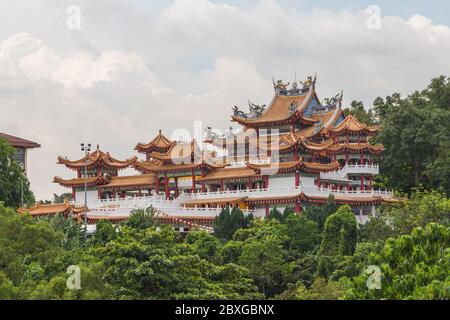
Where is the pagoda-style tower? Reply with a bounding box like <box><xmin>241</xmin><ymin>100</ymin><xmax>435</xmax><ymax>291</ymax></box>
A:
<box><xmin>54</xmin><ymin>145</ymin><xmax>137</xmax><ymax>200</ymax></box>
<box><xmin>135</xmin><ymin>129</ymin><xmax>175</xmax><ymax>160</ymax></box>
<box><xmin>134</xmin><ymin>140</ymin><xmax>224</xmax><ymax>199</ymax></box>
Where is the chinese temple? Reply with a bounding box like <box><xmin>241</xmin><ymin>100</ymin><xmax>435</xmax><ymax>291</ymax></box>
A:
<box><xmin>24</xmin><ymin>75</ymin><xmax>395</xmax><ymax>232</ymax></box>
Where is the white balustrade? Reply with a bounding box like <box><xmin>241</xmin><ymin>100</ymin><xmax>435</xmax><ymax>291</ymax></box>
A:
<box><xmin>321</xmin><ymin>164</ymin><xmax>379</xmax><ymax>181</ymax></box>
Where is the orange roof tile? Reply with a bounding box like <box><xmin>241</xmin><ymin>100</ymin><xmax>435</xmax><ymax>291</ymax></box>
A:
<box><xmin>53</xmin><ymin>175</ymin><xmax>110</xmax><ymax>188</ymax></box>
<box><xmin>231</xmin><ymin>88</ymin><xmax>317</xmax><ymax>126</ymax></box>
<box><xmin>135</xmin><ymin>130</ymin><xmax>175</xmax><ymax>153</ymax></box>
<box><xmin>326</xmin><ymin>143</ymin><xmax>384</xmax><ymax>153</ymax></box>
<box><xmin>327</xmin><ymin>114</ymin><xmax>380</xmax><ymax>134</ymax></box>
<box><xmin>57</xmin><ymin>145</ymin><xmax>137</xmax><ymax>170</ymax></box>
<box><xmin>18</xmin><ymin>200</ymin><xmax>84</xmax><ymax>217</ymax></box>
<box><xmin>198</xmin><ymin>166</ymin><xmax>259</xmax><ymax>181</ymax></box>
<box><xmin>98</xmin><ymin>174</ymin><xmax>156</xmax><ymax>190</ymax></box>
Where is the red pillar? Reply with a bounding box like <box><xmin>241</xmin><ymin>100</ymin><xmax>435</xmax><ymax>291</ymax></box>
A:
<box><xmin>360</xmin><ymin>175</ymin><xmax>365</xmax><ymax>191</ymax></box>
<box><xmin>201</xmin><ymin>166</ymin><xmax>206</xmax><ymax>192</ymax></box>
<box><xmin>345</xmin><ymin>152</ymin><xmax>349</xmax><ymax>164</ymax></box>
<box><xmin>316</xmin><ymin>172</ymin><xmax>321</xmax><ymax>188</ymax></box>
<box><xmin>295</xmin><ymin>170</ymin><xmax>300</xmax><ymax>187</ymax></box>
<box><xmin>174</xmin><ymin>177</ymin><xmax>179</xmax><ymax>198</ymax></box>
<box><xmin>72</xmin><ymin>188</ymin><xmax>76</xmax><ymax>201</ymax></box>
<box><xmin>264</xmin><ymin>176</ymin><xmax>269</xmax><ymax>189</ymax></box>
<box><xmin>191</xmin><ymin>169</ymin><xmax>196</xmax><ymax>193</ymax></box>
<box><xmin>98</xmin><ymin>189</ymin><xmax>102</xmax><ymax>199</ymax></box>
<box><xmin>265</xmin><ymin>205</ymin><xmax>270</xmax><ymax>218</ymax></box>
<box><xmin>294</xmin><ymin>144</ymin><xmax>299</xmax><ymax>161</ymax></box>
<box><xmin>221</xmin><ymin>179</ymin><xmax>225</xmax><ymax>191</ymax></box>
<box><xmin>247</xmin><ymin>178</ymin><xmax>252</xmax><ymax>190</ymax></box>
<box><xmin>360</xmin><ymin>153</ymin><xmax>364</xmax><ymax>165</ymax></box>
<box><xmin>155</xmin><ymin>173</ymin><xmax>160</xmax><ymax>195</ymax></box>
<box><xmin>165</xmin><ymin>173</ymin><xmax>170</xmax><ymax>199</ymax></box>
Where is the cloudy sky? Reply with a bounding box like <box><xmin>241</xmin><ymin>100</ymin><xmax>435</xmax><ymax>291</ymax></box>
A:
<box><xmin>1</xmin><ymin>0</ymin><xmax>450</xmax><ymax>200</ymax></box>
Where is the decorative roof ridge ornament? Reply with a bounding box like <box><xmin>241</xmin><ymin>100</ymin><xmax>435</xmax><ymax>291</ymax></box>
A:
<box><xmin>288</xmin><ymin>100</ymin><xmax>299</xmax><ymax>117</ymax></box>
<box><xmin>232</xmin><ymin>102</ymin><xmax>266</xmax><ymax>119</ymax></box>
<box><xmin>322</xmin><ymin>90</ymin><xmax>343</xmax><ymax>108</ymax></box>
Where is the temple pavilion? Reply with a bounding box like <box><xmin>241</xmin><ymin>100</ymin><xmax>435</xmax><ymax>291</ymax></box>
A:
<box><xmin>22</xmin><ymin>75</ymin><xmax>394</xmax><ymax>232</ymax></box>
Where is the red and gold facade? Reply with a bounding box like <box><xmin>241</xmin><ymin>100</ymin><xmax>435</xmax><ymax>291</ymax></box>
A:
<box><xmin>49</xmin><ymin>76</ymin><xmax>392</xmax><ymax>230</ymax></box>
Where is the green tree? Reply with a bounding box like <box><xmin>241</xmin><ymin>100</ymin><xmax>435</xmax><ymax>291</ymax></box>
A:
<box><xmin>377</xmin><ymin>190</ymin><xmax>450</xmax><ymax>236</ymax></box>
<box><xmin>268</xmin><ymin>207</ymin><xmax>282</xmax><ymax>221</ymax></box>
<box><xmin>214</xmin><ymin>206</ymin><xmax>251</xmax><ymax>241</ymax></box>
<box><xmin>373</xmin><ymin>76</ymin><xmax>450</xmax><ymax>195</ymax></box>
<box><xmin>317</xmin><ymin>205</ymin><xmax>358</xmax><ymax>277</ymax></box>
<box><xmin>0</xmin><ymin>137</ymin><xmax>35</xmax><ymax>208</ymax></box>
<box><xmin>278</xmin><ymin>214</ymin><xmax>321</xmax><ymax>259</ymax></box>
<box><xmin>238</xmin><ymin>237</ymin><xmax>292</xmax><ymax>298</ymax></box>
<box><xmin>280</xmin><ymin>277</ymin><xmax>345</xmax><ymax>300</ymax></box>
<box><xmin>123</xmin><ymin>207</ymin><xmax>156</xmax><ymax>230</ymax></box>
<box><xmin>344</xmin><ymin>100</ymin><xmax>377</xmax><ymax>125</ymax></box>
<box><xmin>345</xmin><ymin>223</ymin><xmax>450</xmax><ymax>300</ymax></box>
<box><xmin>93</xmin><ymin>220</ymin><xmax>117</xmax><ymax>244</ymax></box>
<box><xmin>96</xmin><ymin>226</ymin><xmax>260</xmax><ymax>299</ymax></box>
<box><xmin>304</xmin><ymin>195</ymin><xmax>338</xmax><ymax>231</ymax></box>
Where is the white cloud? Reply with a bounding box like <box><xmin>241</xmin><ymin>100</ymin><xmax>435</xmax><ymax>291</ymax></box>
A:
<box><xmin>0</xmin><ymin>1</ymin><xmax>449</xmax><ymax>200</ymax></box>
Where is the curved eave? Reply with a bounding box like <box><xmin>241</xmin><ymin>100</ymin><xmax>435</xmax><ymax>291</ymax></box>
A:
<box><xmin>326</xmin><ymin>143</ymin><xmax>384</xmax><ymax>155</ymax></box>
<box><xmin>245</xmin><ymin>160</ymin><xmax>340</xmax><ymax>174</ymax></box>
<box><xmin>302</xmin><ymin>161</ymin><xmax>341</xmax><ymax>173</ymax></box>
<box><xmin>134</xmin><ymin>143</ymin><xmax>172</xmax><ymax>154</ymax></box>
<box><xmin>57</xmin><ymin>155</ymin><xmax>137</xmax><ymax>171</ymax></box>
<box><xmin>325</xmin><ymin>128</ymin><xmax>380</xmax><ymax>136</ymax></box>
<box><xmin>53</xmin><ymin>176</ymin><xmax>110</xmax><ymax>188</ymax></box>
<box><xmin>231</xmin><ymin>86</ymin><xmax>318</xmax><ymax>128</ymax></box>
<box><xmin>102</xmin><ymin>156</ymin><xmax>138</xmax><ymax>170</ymax></box>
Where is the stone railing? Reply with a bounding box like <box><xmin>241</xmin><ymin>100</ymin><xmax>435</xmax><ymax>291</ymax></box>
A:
<box><xmin>180</xmin><ymin>185</ymin><xmax>393</xmax><ymax>202</ymax></box>
<box><xmin>321</xmin><ymin>164</ymin><xmax>379</xmax><ymax>180</ymax></box>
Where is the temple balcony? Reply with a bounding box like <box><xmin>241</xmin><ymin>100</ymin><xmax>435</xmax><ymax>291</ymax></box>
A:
<box><xmin>182</xmin><ymin>184</ymin><xmax>393</xmax><ymax>201</ymax></box>
<box><xmin>320</xmin><ymin>164</ymin><xmax>379</xmax><ymax>181</ymax></box>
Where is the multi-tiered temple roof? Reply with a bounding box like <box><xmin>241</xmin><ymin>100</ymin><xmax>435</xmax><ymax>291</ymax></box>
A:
<box><xmin>57</xmin><ymin>145</ymin><xmax>137</xmax><ymax>171</ymax></box>
<box><xmin>42</xmin><ymin>74</ymin><xmax>392</xmax><ymax>232</ymax></box>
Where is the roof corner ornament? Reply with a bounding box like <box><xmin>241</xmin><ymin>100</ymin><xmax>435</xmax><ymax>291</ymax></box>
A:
<box><xmin>248</xmin><ymin>101</ymin><xmax>266</xmax><ymax>118</ymax></box>
<box><xmin>273</xmin><ymin>78</ymin><xmax>290</xmax><ymax>95</ymax></box>
<box><xmin>323</xmin><ymin>92</ymin><xmax>342</xmax><ymax>107</ymax></box>
<box><xmin>300</xmin><ymin>75</ymin><xmax>314</xmax><ymax>89</ymax></box>
<box><xmin>288</xmin><ymin>100</ymin><xmax>299</xmax><ymax>116</ymax></box>
<box><xmin>232</xmin><ymin>106</ymin><xmax>249</xmax><ymax>119</ymax></box>
<box><xmin>205</xmin><ymin>126</ymin><xmax>220</xmax><ymax>141</ymax></box>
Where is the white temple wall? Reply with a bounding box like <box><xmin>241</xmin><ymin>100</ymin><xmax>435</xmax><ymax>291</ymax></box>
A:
<box><xmin>75</xmin><ymin>190</ymin><xmax>98</xmax><ymax>204</ymax></box>
<box><xmin>268</xmin><ymin>176</ymin><xmax>295</xmax><ymax>188</ymax></box>
<box><xmin>299</xmin><ymin>176</ymin><xmax>316</xmax><ymax>187</ymax></box>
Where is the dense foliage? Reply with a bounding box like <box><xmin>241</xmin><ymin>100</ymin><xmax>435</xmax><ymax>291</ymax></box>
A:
<box><xmin>1</xmin><ymin>190</ymin><xmax>448</xmax><ymax>300</ymax></box>
<box><xmin>348</xmin><ymin>76</ymin><xmax>450</xmax><ymax>196</ymax></box>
